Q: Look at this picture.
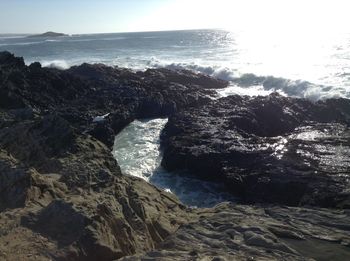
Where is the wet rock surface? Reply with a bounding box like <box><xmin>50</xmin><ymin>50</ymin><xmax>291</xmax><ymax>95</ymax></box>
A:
<box><xmin>161</xmin><ymin>94</ymin><xmax>350</xmax><ymax>208</ymax></box>
<box><xmin>121</xmin><ymin>203</ymin><xmax>350</xmax><ymax>261</ymax></box>
<box><xmin>0</xmin><ymin>52</ymin><xmax>350</xmax><ymax>260</ymax></box>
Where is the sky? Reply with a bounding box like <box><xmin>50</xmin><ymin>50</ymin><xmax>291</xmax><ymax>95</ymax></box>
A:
<box><xmin>0</xmin><ymin>0</ymin><xmax>350</xmax><ymax>34</ymax></box>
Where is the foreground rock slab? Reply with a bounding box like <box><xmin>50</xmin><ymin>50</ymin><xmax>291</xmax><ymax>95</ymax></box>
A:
<box><xmin>122</xmin><ymin>203</ymin><xmax>350</xmax><ymax>261</ymax></box>
<box><xmin>0</xmin><ymin>175</ymin><xmax>189</xmax><ymax>261</ymax></box>
<box><xmin>0</xmin><ymin>105</ymin><xmax>190</xmax><ymax>260</ymax></box>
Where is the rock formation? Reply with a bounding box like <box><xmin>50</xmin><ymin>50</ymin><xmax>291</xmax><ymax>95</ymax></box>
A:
<box><xmin>0</xmin><ymin>52</ymin><xmax>349</xmax><ymax>260</ymax></box>
<box><xmin>161</xmin><ymin>94</ymin><xmax>350</xmax><ymax>208</ymax></box>
<box><xmin>28</xmin><ymin>32</ymin><xmax>68</xmax><ymax>38</ymax></box>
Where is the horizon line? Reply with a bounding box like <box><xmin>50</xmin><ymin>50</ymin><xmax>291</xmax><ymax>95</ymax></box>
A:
<box><xmin>0</xmin><ymin>27</ymin><xmax>227</xmax><ymax>36</ymax></box>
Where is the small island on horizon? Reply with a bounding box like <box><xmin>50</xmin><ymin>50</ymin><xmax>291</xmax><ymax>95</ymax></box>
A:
<box><xmin>27</xmin><ymin>31</ymin><xmax>68</xmax><ymax>38</ymax></box>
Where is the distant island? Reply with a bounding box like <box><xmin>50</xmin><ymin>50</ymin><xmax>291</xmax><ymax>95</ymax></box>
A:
<box><xmin>28</xmin><ymin>31</ymin><xmax>67</xmax><ymax>38</ymax></box>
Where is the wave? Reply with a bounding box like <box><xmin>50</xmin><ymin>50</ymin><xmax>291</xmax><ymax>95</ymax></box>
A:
<box><xmin>142</xmin><ymin>36</ymin><xmax>160</xmax><ymax>39</ymax></box>
<box><xmin>61</xmin><ymin>37</ymin><xmax>127</xmax><ymax>43</ymax></box>
<box><xmin>216</xmin><ymin>85</ymin><xmax>278</xmax><ymax>98</ymax></box>
<box><xmin>0</xmin><ymin>35</ymin><xmax>27</xmax><ymax>40</ymax></box>
<box><xmin>0</xmin><ymin>41</ymin><xmax>46</xmax><ymax>47</ymax></box>
<box><xmin>230</xmin><ymin>73</ymin><xmax>349</xmax><ymax>101</ymax></box>
<box><xmin>147</xmin><ymin>59</ymin><xmax>236</xmax><ymax>81</ymax></box>
<box><xmin>41</xmin><ymin>60</ymin><xmax>70</xmax><ymax>70</ymax></box>
<box><xmin>147</xmin><ymin>59</ymin><xmax>349</xmax><ymax>100</ymax></box>
<box><xmin>23</xmin><ymin>56</ymin><xmax>350</xmax><ymax>100</ymax></box>
<box><xmin>45</xmin><ymin>39</ymin><xmax>61</xmax><ymax>42</ymax></box>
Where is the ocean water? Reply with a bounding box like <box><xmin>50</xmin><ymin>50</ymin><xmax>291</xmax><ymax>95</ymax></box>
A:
<box><xmin>1</xmin><ymin>29</ymin><xmax>350</xmax><ymax>100</ymax></box>
<box><xmin>113</xmin><ymin>118</ymin><xmax>236</xmax><ymax>208</ymax></box>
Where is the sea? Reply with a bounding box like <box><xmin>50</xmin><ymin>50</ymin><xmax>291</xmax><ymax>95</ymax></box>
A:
<box><xmin>1</xmin><ymin>29</ymin><xmax>349</xmax><ymax>100</ymax></box>
<box><xmin>2</xmin><ymin>29</ymin><xmax>349</xmax><ymax>207</ymax></box>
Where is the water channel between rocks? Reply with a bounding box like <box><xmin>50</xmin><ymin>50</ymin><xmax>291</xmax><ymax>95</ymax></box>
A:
<box><xmin>113</xmin><ymin>118</ymin><xmax>236</xmax><ymax>208</ymax></box>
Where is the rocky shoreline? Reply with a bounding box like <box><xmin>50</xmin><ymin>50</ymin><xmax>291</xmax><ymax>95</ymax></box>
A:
<box><xmin>0</xmin><ymin>52</ymin><xmax>349</xmax><ymax>260</ymax></box>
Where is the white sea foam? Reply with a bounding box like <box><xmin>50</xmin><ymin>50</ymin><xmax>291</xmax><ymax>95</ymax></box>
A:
<box><xmin>230</xmin><ymin>74</ymin><xmax>349</xmax><ymax>100</ymax></box>
<box><xmin>27</xmin><ymin>55</ymin><xmax>350</xmax><ymax>100</ymax></box>
<box><xmin>0</xmin><ymin>41</ymin><xmax>45</xmax><ymax>46</ymax></box>
<box><xmin>66</xmin><ymin>38</ymin><xmax>96</xmax><ymax>42</ymax></box>
<box><xmin>42</xmin><ymin>60</ymin><xmax>70</xmax><ymax>70</ymax></box>
<box><xmin>45</xmin><ymin>39</ymin><xmax>61</xmax><ymax>42</ymax></box>
<box><xmin>216</xmin><ymin>84</ymin><xmax>276</xmax><ymax>98</ymax></box>
<box><xmin>148</xmin><ymin>59</ymin><xmax>236</xmax><ymax>81</ymax></box>
<box><xmin>93</xmin><ymin>113</ymin><xmax>110</xmax><ymax>123</ymax></box>
<box><xmin>113</xmin><ymin>118</ymin><xmax>235</xmax><ymax>208</ymax></box>
<box><xmin>147</xmin><ymin>59</ymin><xmax>349</xmax><ymax>100</ymax></box>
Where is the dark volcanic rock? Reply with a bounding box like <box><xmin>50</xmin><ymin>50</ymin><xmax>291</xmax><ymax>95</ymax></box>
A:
<box><xmin>161</xmin><ymin>94</ymin><xmax>350</xmax><ymax>208</ymax></box>
<box><xmin>0</xmin><ymin>114</ymin><xmax>77</xmax><ymax>173</ymax></box>
<box><xmin>142</xmin><ymin>68</ymin><xmax>228</xmax><ymax>89</ymax></box>
<box><xmin>0</xmin><ymin>51</ymin><xmax>25</xmax><ymax>69</ymax></box>
<box><xmin>0</xmin><ymin>51</ymin><xmax>226</xmax><ymax>147</ymax></box>
<box><xmin>1</xmin><ymin>52</ymin><xmax>350</xmax><ymax>260</ymax></box>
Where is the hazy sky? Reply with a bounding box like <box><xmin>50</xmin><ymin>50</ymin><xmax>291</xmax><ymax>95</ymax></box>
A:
<box><xmin>0</xmin><ymin>0</ymin><xmax>349</xmax><ymax>34</ymax></box>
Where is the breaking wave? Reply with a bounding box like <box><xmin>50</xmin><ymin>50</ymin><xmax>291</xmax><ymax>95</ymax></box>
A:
<box><xmin>23</xmin><ymin>56</ymin><xmax>350</xmax><ymax>100</ymax></box>
<box><xmin>45</xmin><ymin>39</ymin><xmax>61</xmax><ymax>42</ymax></box>
<box><xmin>147</xmin><ymin>59</ymin><xmax>349</xmax><ymax>100</ymax></box>
<box><xmin>229</xmin><ymin>73</ymin><xmax>349</xmax><ymax>101</ymax></box>
<box><xmin>42</xmin><ymin>60</ymin><xmax>70</xmax><ymax>70</ymax></box>
<box><xmin>147</xmin><ymin>59</ymin><xmax>236</xmax><ymax>81</ymax></box>
<box><xmin>0</xmin><ymin>41</ymin><xmax>45</xmax><ymax>46</ymax></box>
